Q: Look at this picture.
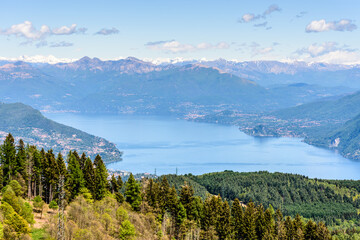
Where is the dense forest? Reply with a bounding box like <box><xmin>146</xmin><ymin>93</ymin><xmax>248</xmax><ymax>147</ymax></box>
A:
<box><xmin>164</xmin><ymin>171</ymin><xmax>360</xmax><ymax>223</ymax></box>
<box><xmin>0</xmin><ymin>133</ymin><xmax>356</xmax><ymax>239</ymax></box>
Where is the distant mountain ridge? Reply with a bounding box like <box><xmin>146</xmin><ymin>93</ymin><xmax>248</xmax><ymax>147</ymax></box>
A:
<box><xmin>0</xmin><ymin>56</ymin><xmax>355</xmax><ymax>117</ymax></box>
<box><xmin>0</xmin><ymin>102</ymin><xmax>122</xmax><ymax>163</ymax></box>
<box><xmin>1</xmin><ymin>56</ymin><xmax>359</xmax><ymax>87</ymax></box>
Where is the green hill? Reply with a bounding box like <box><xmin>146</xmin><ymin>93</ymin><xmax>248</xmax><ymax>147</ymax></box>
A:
<box><xmin>306</xmin><ymin>113</ymin><xmax>360</xmax><ymax>160</ymax></box>
<box><xmin>165</xmin><ymin>171</ymin><xmax>360</xmax><ymax>223</ymax></box>
<box><xmin>273</xmin><ymin>91</ymin><xmax>360</xmax><ymax>122</ymax></box>
<box><xmin>0</xmin><ymin>102</ymin><xmax>122</xmax><ymax>163</ymax></box>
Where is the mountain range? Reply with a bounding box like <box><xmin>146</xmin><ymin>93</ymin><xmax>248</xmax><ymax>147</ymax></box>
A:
<box><xmin>0</xmin><ymin>57</ymin><xmax>355</xmax><ymax>117</ymax></box>
<box><xmin>2</xmin><ymin>56</ymin><xmax>360</xmax><ymax>161</ymax></box>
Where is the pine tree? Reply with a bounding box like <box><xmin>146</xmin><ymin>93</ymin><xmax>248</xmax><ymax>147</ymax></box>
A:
<box><xmin>256</xmin><ymin>204</ymin><xmax>267</xmax><ymax>239</ymax></box>
<box><xmin>231</xmin><ymin>198</ymin><xmax>244</xmax><ymax>239</ymax></box>
<box><xmin>293</xmin><ymin>214</ymin><xmax>304</xmax><ymax>240</ymax></box>
<box><xmin>202</xmin><ymin>195</ymin><xmax>222</xmax><ymax>231</ymax></box>
<box><xmin>316</xmin><ymin>222</ymin><xmax>331</xmax><ymax>240</ymax></box>
<box><xmin>145</xmin><ymin>178</ymin><xmax>160</xmax><ymax>210</ymax></box>
<box><xmin>180</xmin><ymin>183</ymin><xmax>196</xmax><ymax>220</ymax></box>
<box><xmin>125</xmin><ymin>173</ymin><xmax>141</xmax><ymax>211</ymax></box>
<box><xmin>15</xmin><ymin>139</ymin><xmax>27</xmax><ymax>181</ymax></box>
<box><xmin>31</xmin><ymin>148</ymin><xmax>42</xmax><ymax>198</ymax></box>
<box><xmin>94</xmin><ymin>155</ymin><xmax>108</xmax><ymax>200</ymax></box>
<box><xmin>66</xmin><ymin>152</ymin><xmax>85</xmax><ymax>200</ymax></box>
<box><xmin>159</xmin><ymin>176</ymin><xmax>170</xmax><ymax>214</ymax></box>
<box><xmin>243</xmin><ymin>201</ymin><xmax>257</xmax><ymax>240</ymax></box>
<box><xmin>79</xmin><ymin>152</ymin><xmax>87</xmax><ymax>171</ymax></box>
<box><xmin>216</xmin><ymin>200</ymin><xmax>231</xmax><ymax>240</ymax></box>
<box><xmin>284</xmin><ymin>216</ymin><xmax>294</xmax><ymax>239</ymax></box>
<box><xmin>304</xmin><ymin>220</ymin><xmax>317</xmax><ymax>240</ymax></box>
<box><xmin>56</xmin><ymin>153</ymin><xmax>67</xmax><ymax>177</ymax></box>
<box><xmin>264</xmin><ymin>209</ymin><xmax>274</xmax><ymax>238</ymax></box>
<box><xmin>44</xmin><ymin>150</ymin><xmax>58</xmax><ymax>203</ymax></box>
<box><xmin>167</xmin><ymin>186</ymin><xmax>178</xmax><ymax>217</ymax></box>
<box><xmin>1</xmin><ymin>134</ymin><xmax>16</xmax><ymax>186</ymax></box>
<box><xmin>117</xmin><ymin>175</ymin><xmax>123</xmax><ymax>189</ymax></box>
<box><xmin>83</xmin><ymin>157</ymin><xmax>95</xmax><ymax>197</ymax></box>
<box><xmin>110</xmin><ymin>174</ymin><xmax>120</xmax><ymax>193</ymax></box>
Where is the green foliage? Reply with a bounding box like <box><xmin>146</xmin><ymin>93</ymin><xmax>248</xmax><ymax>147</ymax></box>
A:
<box><xmin>9</xmin><ymin>180</ymin><xmax>23</xmax><ymax>197</ymax></box>
<box><xmin>2</xmin><ymin>185</ymin><xmax>21</xmax><ymax>213</ymax></box>
<box><xmin>79</xmin><ymin>187</ymin><xmax>94</xmax><ymax>203</ymax></box>
<box><xmin>83</xmin><ymin>157</ymin><xmax>95</xmax><ymax>197</ymax></box>
<box><xmin>3</xmin><ymin>210</ymin><xmax>31</xmax><ymax>237</ymax></box>
<box><xmin>31</xmin><ymin>228</ymin><xmax>48</xmax><ymax>240</ymax></box>
<box><xmin>0</xmin><ymin>103</ymin><xmax>122</xmax><ymax>163</ymax></box>
<box><xmin>66</xmin><ymin>152</ymin><xmax>85</xmax><ymax>200</ymax></box>
<box><xmin>115</xmin><ymin>192</ymin><xmax>125</xmax><ymax>204</ymax></box>
<box><xmin>125</xmin><ymin>173</ymin><xmax>142</xmax><ymax>211</ymax></box>
<box><xmin>174</xmin><ymin>171</ymin><xmax>360</xmax><ymax>223</ymax></box>
<box><xmin>116</xmin><ymin>206</ymin><xmax>129</xmax><ymax>222</ymax></box>
<box><xmin>20</xmin><ymin>202</ymin><xmax>35</xmax><ymax>224</ymax></box>
<box><xmin>33</xmin><ymin>195</ymin><xmax>45</xmax><ymax>218</ymax></box>
<box><xmin>49</xmin><ymin>200</ymin><xmax>58</xmax><ymax>211</ymax></box>
<box><xmin>0</xmin><ymin>222</ymin><xmax>3</xmax><ymax>239</ymax></box>
<box><xmin>119</xmin><ymin>220</ymin><xmax>136</xmax><ymax>240</ymax></box>
<box><xmin>0</xmin><ymin>133</ymin><xmax>16</xmax><ymax>186</ymax></box>
<box><xmin>94</xmin><ymin>155</ymin><xmax>109</xmax><ymax>200</ymax></box>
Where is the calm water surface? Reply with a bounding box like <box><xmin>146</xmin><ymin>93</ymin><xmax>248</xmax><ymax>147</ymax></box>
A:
<box><xmin>45</xmin><ymin>113</ymin><xmax>360</xmax><ymax>180</ymax></box>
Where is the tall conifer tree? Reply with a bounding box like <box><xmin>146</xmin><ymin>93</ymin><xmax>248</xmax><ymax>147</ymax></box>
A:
<box><xmin>94</xmin><ymin>155</ymin><xmax>108</xmax><ymax>200</ymax></box>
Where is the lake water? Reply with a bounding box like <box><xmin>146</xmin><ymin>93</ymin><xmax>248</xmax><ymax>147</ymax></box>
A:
<box><xmin>45</xmin><ymin>113</ymin><xmax>360</xmax><ymax>180</ymax></box>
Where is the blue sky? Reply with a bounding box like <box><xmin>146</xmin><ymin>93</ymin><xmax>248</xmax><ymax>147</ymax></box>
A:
<box><xmin>0</xmin><ymin>0</ymin><xmax>359</xmax><ymax>64</ymax></box>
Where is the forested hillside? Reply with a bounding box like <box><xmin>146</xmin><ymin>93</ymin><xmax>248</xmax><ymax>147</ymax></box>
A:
<box><xmin>0</xmin><ymin>134</ymin><xmax>338</xmax><ymax>239</ymax></box>
<box><xmin>0</xmin><ymin>103</ymin><xmax>122</xmax><ymax>163</ymax></box>
<box><xmin>165</xmin><ymin>171</ymin><xmax>360</xmax><ymax>224</ymax></box>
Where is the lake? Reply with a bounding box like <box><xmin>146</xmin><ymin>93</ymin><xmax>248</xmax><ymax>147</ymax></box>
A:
<box><xmin>45</xmin><ymin>113</ymin><xmax>360</xmax><ymax>180</ymax></box>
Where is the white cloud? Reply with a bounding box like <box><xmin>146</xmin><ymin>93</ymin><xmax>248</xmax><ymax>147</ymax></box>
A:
<box><xmin>146</xmin><ymin>40</ymin><xmax>230</xmax><ymax>53</ymax></box>
<box><xmin>242</xmin><ymin>14</ymin><xmax>256</xmax><ymax>23</ymax></box>
<box><xmin>295</xmin><ymin>42</ymin><xmax>360</xmax><ymax>65</ymax></box>
<box><xmin>0</xmin><ymin>21</ymin><xmax>87</xmax><ymax>41</ymax></box>
<box><xmin>95</xmin><ymin>27</ymin><xmax>119</xmax><ymax>35</ymax></box>
<box><xmin>297</xmin><ymin>42</ymin><xmax>340</xmax><ymax>57</ymax></box>
<box><xmin>52</xmin><ymin>24</ymin><xmax>77</xmax><ymax>35</ymax></box>
<box><xmin>1</xmin><ymin>21</ymin><xmax>50</xmax><ymax>40</ymax></box>
<box><xmin>239</xmin><ymin>4</ymin><xmax>281</xmax><ymax>23</ymax></box>
<box><xmin>306</xmin><ymin>19</ymin><xmax>357</xmax><ymax>32</ymax></box>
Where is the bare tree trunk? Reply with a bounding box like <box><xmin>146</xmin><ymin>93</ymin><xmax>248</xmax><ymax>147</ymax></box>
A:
<box><xmin>27</xmin><ymin>157</ymin><xmax>33</xmax><ymax>200</ymax></box>
<box><xmin>33</xmin><ymin>181</ymin><xmax>36</xmax><ymax>198</ymax></box>
<box><xmin>39</xmin><ymin>179</ymin><xmax>43</xmax><ymax>197</ymax></box>
<box><xmin>49</xmin><ymin>184</ymin><xmax>53</xmax><ymax>203</ymax></box>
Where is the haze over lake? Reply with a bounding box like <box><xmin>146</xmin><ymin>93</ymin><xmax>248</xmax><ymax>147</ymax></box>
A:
<box><xmin>45</xmin><ymin>113</ymin><xmax>360</xmax><ymax>180</ymax></box>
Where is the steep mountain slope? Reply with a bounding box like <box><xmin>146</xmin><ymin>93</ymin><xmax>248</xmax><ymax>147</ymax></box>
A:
<box><xmin>306</xmin><ymin>113</ymin><xmax>360</xmax><ymax>160</ymax></box>
<box><xmin>0</xmin><ymin>102</ymin><xmax>122</xmax><ymax>163</ymax></box>
<box><xmin>273</xmin><ymin>90</ymin><xmax>360</xmax><ymax>122</ymax></box>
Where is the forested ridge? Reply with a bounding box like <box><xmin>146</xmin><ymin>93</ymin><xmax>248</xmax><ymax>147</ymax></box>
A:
<box><xmin>0</xmin><ymin>134</ymin><xmax>356</xmax><ymax>239</ymax></box>
<box><xmin>164</xmin><ymin>171</ymin><xmax>360</xmax><ymax>223</ymax></box>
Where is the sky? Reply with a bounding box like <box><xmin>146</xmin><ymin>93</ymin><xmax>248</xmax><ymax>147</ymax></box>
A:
<box><xmin>0</xmin><ymin>0</ymin><xmax>360</xmax><ymax>64</ymax></box>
